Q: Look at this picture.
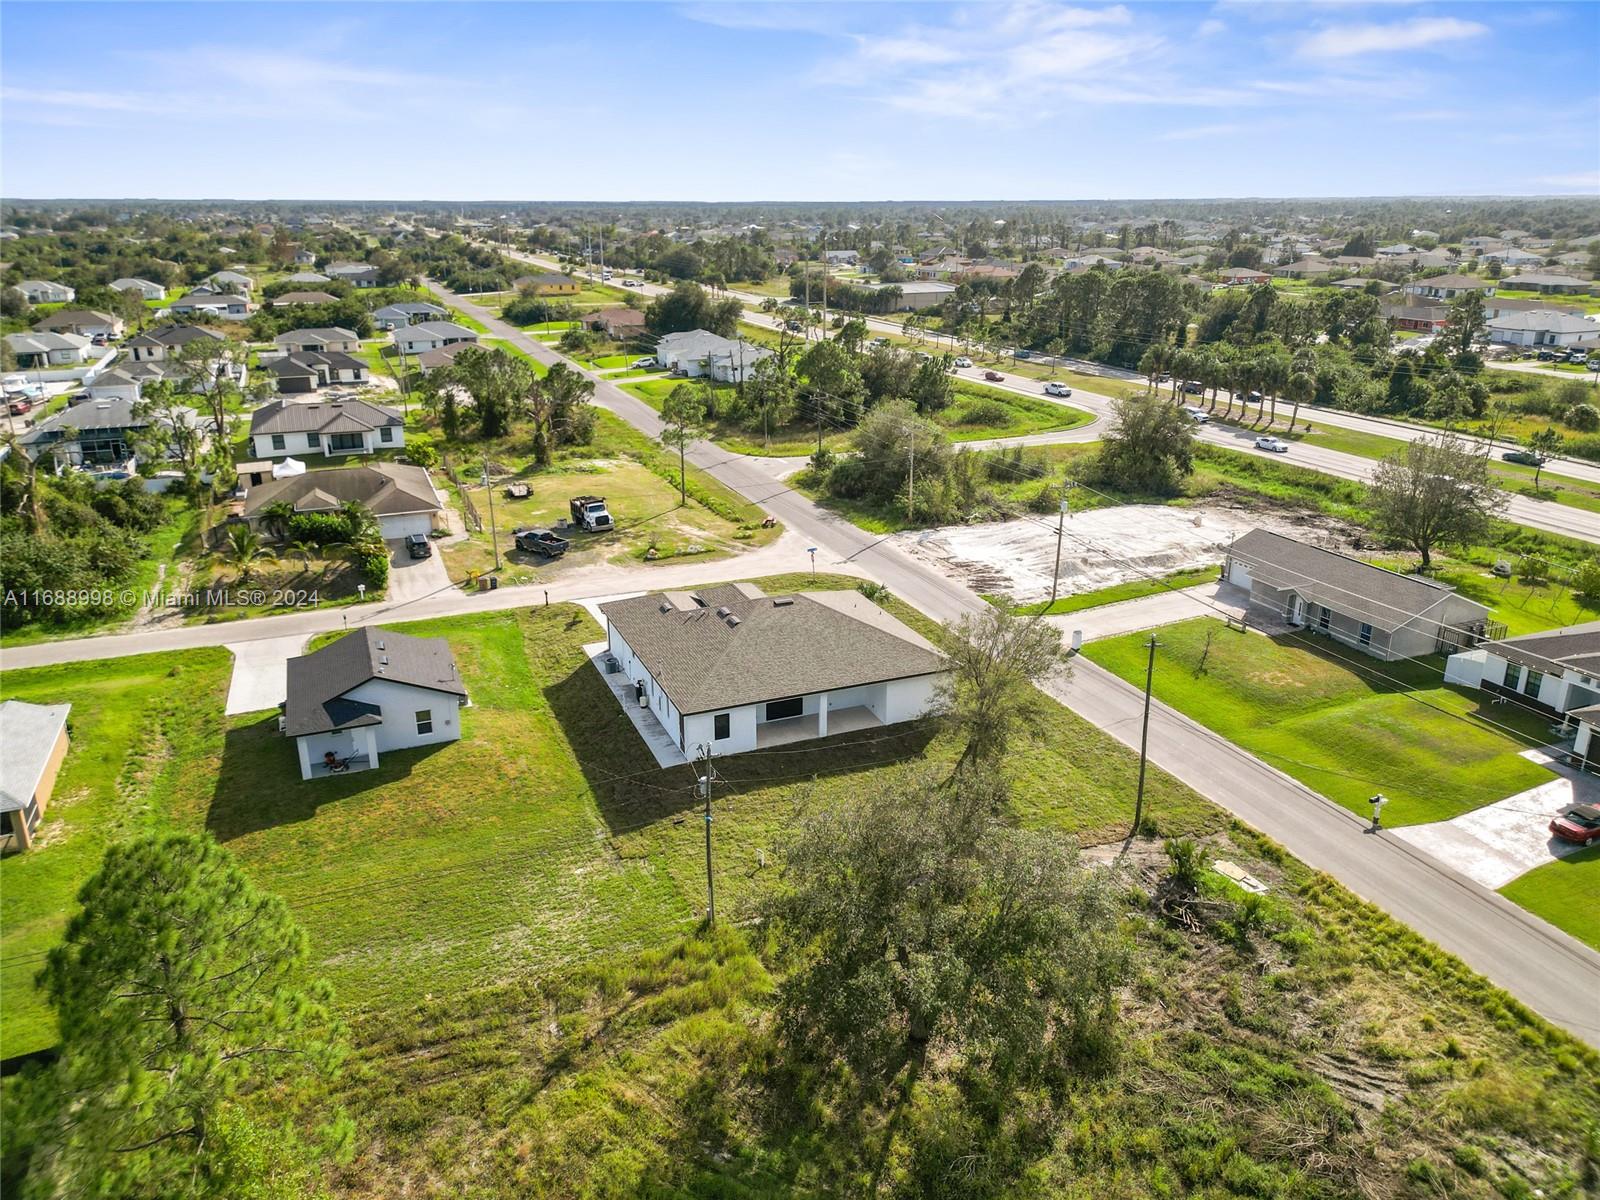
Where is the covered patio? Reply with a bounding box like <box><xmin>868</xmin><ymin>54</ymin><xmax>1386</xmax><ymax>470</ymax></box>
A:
<box><xmin>756</xmin><ymin>704</ymin><xmax>881</xmax><ymax>749</ymax></box>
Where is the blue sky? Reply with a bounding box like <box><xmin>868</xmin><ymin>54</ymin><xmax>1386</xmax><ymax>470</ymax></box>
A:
<box><xmin>3</xmin><ymin>1</ymin><xmax>1597</xmax><ymax>201</ymax></box>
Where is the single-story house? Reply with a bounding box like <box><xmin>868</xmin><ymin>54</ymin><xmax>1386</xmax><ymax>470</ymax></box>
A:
<box><xmin>391</xmin><ymin>321</ymin><xmax>479</xmax><ymax>356</ymax></box>
<box><xmin>293</xmin><ymin>248</ymin><xmax>317</xmax><ymax>265</ymax></box>
<box><xmin>823</xmin><ymin>249</ymin><xmax>859</xmax><ymax>265</ymax></box>
<box><xmin>324</xmin><ymin>262</ymin><xmax>381</xmax><ymax>287</ymax></box>
<box><xmin>15</xmin><ymin>280</ymin><xmax>75</xmax><ymax>304</ymax></box>
<box><xmin>1402</xmin><ymin>274</ymin><xmax>1494</xmax><ymax>302</ymax></box>
<box><xmin>282</xmin><ymin>627</ymin><xmax>467</xmax><ymax>780</ymax></box>
<box><xmin>1224</xmin><ymin>528</ymin><xmax>1491</xmax><ymax>660</ymax></box>
<box><xmin>274</xmin><ymin>327</ymin><xmax>362</xmax><ymax>355</ymax></box>
<box><xmin>270</xmin><ymin>290</ymin><xmax>339</xmax><ymax>306</ymax></box>
<box><xmin>110</xmin><ymin>277</ymin><xmax>166</xmax><ymax>300</ymax></box>
<box><xmin>169</xmin><ymin>292</ymin><xmax>252</xmax><ymax>320</ymax></box>
<box><xmin>1381</xmin><ymin>302</ymin><xmax>1450</xmax><ymax>333</ymax></box>
<box><xmin>583</xmin><ymin>307</ymin><xmax>648</xmax><ymax>339</ymax></box>
<box><xmin>416</xmin><ymin>341</ymin><xmax>482</xmax><ymax>373</ymax></box>
<box><xmin>18</xmin><ymin>395</ymin><xmax>203</xmax><ymax>466</ymax></box>
<box><xmin>372</xmin><ymin>302</ymin><xmax>447</xmax><ymax>330</ymax></box>
<box><xmin>249</xmin><ymin>397</ymin><xmax>404</xmax><ymax>457</ymax></box>
<box><xmin>1484</xmin><ymin>311</ymin><xmax>1600</xmax><ymax>349</ymax></box>
<box><xmin>1273</xmin><ymin>259</ymin><xmax>1334</xmax><ymax>279</ymax></box>
<box><xmin>0</xmin><ymin>700</ymin><xmax>71</xmax><ymax>852</ymax></box>
<box><xmin>124</xmin><ymin>323</ymin><xmax>226</xmax><ymax>363</ymax></box>
<box><xmin>204</xmin><ymin>269</ymin><xmax>254</xmax><ymax>293</ymax></box>
<box><xmin>1499</xmin><ymin>273</ymin><xmax>1592</xmax><ymax>295</ymax></box>
<box><xmin>1217</xmin><ymin>267</ymin><xmax>1270</xmax><ymax>286</ymax></box>
<box><xmin>1376</xmin><ymin>243</ymin><xmax>1421</xmax><ymax>258</ymax></box>
<box><xmin>1483</xmin><ymin>297</ymin><xmax>1586</xmax><ymax>321</ymax></box>
<box><xmin>32</xmin><ymin>309</ymin><xmax>124</xmax><ymax>339</ymax></box>
<box><xmin>266</xmin><ymin>351</ymin><xmax>370</xmax><ymax>393</ymax></box>
<box><xmin>599</xmin><ymin>583</ymin><xmax>948</xmax><ymax>759</ymax></box>
<box><xmin>242</xmin><ymin>461</ymin><xmax>442</xmax><ymax>541</ymax></box>
<box><xmin>867</xmin><ymin>280</ymin><xmax>956</xmax><ymax>311</ymax></box>
<box><xmin>1445</xmin><ymin>624</ymin><xmax>1600</xmax><ymax>765</ymax></box>
<box><xmin>514</xmin><ymin>272</ymin><xmax>580</xmax><ymax>295</ymax></box>
<box><xmin>654</xmin><ymin>329</ymin><xmax>773</xmax><ymax>383</ymax></box>
<box><xmin>1480</xmin><ymin>247</ymin><xmax>1545</xmax><ymax>267</ymax></box>
<box><xmin>284</xmin><ymin>271</ymin><xmax>332</xmax><ymax>284</ymax></box>
<box><xmin>84</xmin><ymin>368</ymin><xmax>145</xmax><ymax>404</ymax></box>
<box><xmin>4</xmin><ymin>330</ymin><xmax>92</xmax><ymax>367</ymax></box>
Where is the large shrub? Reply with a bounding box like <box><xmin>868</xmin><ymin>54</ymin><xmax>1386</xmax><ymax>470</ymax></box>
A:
<box><xmin>286</xmin><ymin>511</ymin><xmax>351</xmax><ymax>545</ymax></box>
<box><xmin>1563</xmin><ymin>402</ymin><xmax>1600</xmax><ymax>433</ymax></box>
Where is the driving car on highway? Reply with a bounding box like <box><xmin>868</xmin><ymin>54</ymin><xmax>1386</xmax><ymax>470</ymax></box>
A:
<box><xmin>1043</xmin><ymin>381</ymin><xmax>1072</xmax><ymax>397</ymax></box>
<box><xmin>1254</xmin><ymin>436</ymin><xmax>1289</xmax><ymax>452</ymax></box>
<box><xmin>953</xmin><ymin>356</ymin><xmax>972</xmax><ymax>368</ymax></box>
<box><xmin>983</xmin><ymin>370</ymin><xmax>1005</xmax><ymax>382</ymax></box>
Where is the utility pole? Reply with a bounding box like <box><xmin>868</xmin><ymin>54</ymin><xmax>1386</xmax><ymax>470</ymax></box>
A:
<box><xmin>907</xmin><ymin>426</ymin><xmax>916</xmax><ymax>522</ymax></box>
<box><xmin>821</xmin><ymin>229</ymin><xmax>829</xmax><ymax>337</ymax></box>
<box><xmin>483</xmin><ymin>458</ymin><xmax>500</xmax><ymax>571</ymax></box>
<box><xmin>698</xmin><ymin>743</ymin><xmax>717</xmax><ymax>924</ymax></box>
<box><xmin>1046</xmin><ymin>483</ymin><xmax>1076</xmax><ymax>611</ymax></box>
<box><xmin>1133</xmin><ymin>636</ymin><xmax>1159</xmax><ymax>837</ymax></box>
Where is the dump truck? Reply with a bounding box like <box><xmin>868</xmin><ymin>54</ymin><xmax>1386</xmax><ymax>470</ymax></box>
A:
<box><xmin>569</xmin><ymin>495</ymin><xmax>614</xmax><ymax>532</ymax></box>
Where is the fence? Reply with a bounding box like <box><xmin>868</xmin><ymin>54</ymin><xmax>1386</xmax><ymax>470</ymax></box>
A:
<box><xmin>441</xmin><ymin>454</ymin><xmax>483</xmax><ymax>532</ymax></box>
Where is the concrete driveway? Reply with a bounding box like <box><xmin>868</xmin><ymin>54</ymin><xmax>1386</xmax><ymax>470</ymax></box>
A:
<box><xmin>1394</xmin><ymin>750</ymin><xmax>1597</xmax><ymax>889</ymax></box>
<box><xmin>224</xmin><ymin>634</ymin><xmax>309</xmax><ymax>715</ymax></box>
<box><xmin>387</xmin><ymin>539</ymin><xmax>452</xmax><ymax>607</ymax></box>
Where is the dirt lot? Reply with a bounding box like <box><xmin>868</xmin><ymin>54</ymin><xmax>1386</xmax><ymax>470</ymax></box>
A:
<box><xmin>892</xmin><ymin>499</ymin><xmax>1357</xmax><ymax>605</ymax></box>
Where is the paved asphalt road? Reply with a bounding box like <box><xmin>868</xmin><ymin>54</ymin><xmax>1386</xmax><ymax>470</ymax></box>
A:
<box><xmin>7</xmin><ymin>274</ymin><xmax>1597</xmax><ymax>1046</ymax></box>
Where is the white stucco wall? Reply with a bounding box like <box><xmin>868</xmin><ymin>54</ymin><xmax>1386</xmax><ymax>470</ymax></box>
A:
<box><xmin>882</xmin><ymin>674</ymin><xmax>943</xmax><ymax>723</ymax></box>
<box><xmin>343</xmin><ymin>678</ymin><xmax>464</xmax><ymax>754</ymax></box>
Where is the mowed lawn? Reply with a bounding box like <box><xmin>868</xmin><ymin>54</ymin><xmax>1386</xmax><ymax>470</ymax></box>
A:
<box><xmin>1084</xmin><ymin>618</ymin><xmax>1554</xmax><ymax>826</ymax></box>
<box><xmin>0</xmin><ymin>575</ymin><xmax>1221</xmax><ymax>1059</ymax></box>
<box><xmin>1498</xmin><ymin>845</ymin><xmax>1600</xmax><ymax>951</ymax></box>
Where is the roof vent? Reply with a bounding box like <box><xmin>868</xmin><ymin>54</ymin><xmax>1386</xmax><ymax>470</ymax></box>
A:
<box><xmin>377</xmin><ymin>640</ymin><xmax>385</xmax><ymax>651</ymax></box>
<box><xmin>715</xmin><ymin>606</ymin><xmax>731</xmax><ymax>618</ymax></box>
<box><xmin>772</xmin><ymin>597</ymin><xmax>795</xmax><ymax>607</ymax></box>
<box><xmin>380</xmin><ymin>655</ymin><xmax>389</xmax><ymax>666</ymax></box>
<box><xmin>659</xmin><ymin>601</ymin><xmax>673</xmax><ymax>614</ymax></box>
<box><xmin>725</xmin><ymin>615</ymin><xmax>741</xmax><ymax>628</ymax></box>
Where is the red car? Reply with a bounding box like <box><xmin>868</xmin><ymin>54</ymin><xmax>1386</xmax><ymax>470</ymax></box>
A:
<box><xmin>1550</xmin><ymin>804</ymin><xmax>1600</xmax><ymax>846</ymax></box>
<box><xmin>983</xmin><ymin>370</ymin><xmax>1005</xmax><ymax>382</ymax></box>
<box><xmin>7</xmin><ymin>397</ymin><xmax>33</xmax><ymax>416</ymax></box>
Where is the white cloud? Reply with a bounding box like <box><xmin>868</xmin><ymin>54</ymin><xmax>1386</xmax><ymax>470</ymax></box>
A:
<box><xmin>1196</xmin><ymin>18</ymin><xmax>1226</xmax><ymax>37</ymax></box>
<box><xmin>1157</xmin><ymin>122</ymin><xmax>1250</xmax><ymax>141</ymax></box>
<box><xmin>0</xmin><ymin>86</ymin><xmax>166</xmax><ymax>113</ymax></box>
<box><xmin>675</xmin><ymin>3</ymin><xmax>842</xmax><ymax>34</ymax></box>
<box><xmin>1298</xmin><ymin>16</ymin><xmax>1487</xmax><ymax>59</ymax></box>
<box><xmin>1534</xmin><ymin>169</ymin><xmax>1600</xmax><ymax>190</ymax></box>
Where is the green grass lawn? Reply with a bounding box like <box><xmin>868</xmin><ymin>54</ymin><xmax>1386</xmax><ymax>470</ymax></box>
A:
<box><xmin>1008</xmin><ymin>565</ymin><xmax>1220</xmax><ymax>616</ymax></box>
<box><xmin>1084</xmin><ymin>618</ymin><xmax>1554</xmax><ymax>826</ymax></box>
<box><xmin>1429</xmin><ymin>561</ymin><xmax>1600</xmax><ymax>637</ymax></box>
<box><xmin>620</xmin><ymin>376</ymin><xmax>1092</xmax><ymax>458</ymax></box>
<box><xmin>1498</xmin><ymin>845</ymin><xmax>1600</xmax><ymax>950</ymax></box>
<box><xmin>0</xmin><ymin>574</ymin><xmax>1221</xmax><ymax>1062</ymax></box>
<box><xmin>483</xmin><ymin>337</ymin><xmax>549</xmax><ymax>377</ymax></box>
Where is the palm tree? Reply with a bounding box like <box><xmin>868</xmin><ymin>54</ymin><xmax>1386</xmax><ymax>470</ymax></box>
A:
<box><xmin>258</xmin><ymin>500</ymin><xmax>294</xmax><ymax>540</ymax></box>
<box><xmin>287</xmin><ymin>539</ymin><xmax>318</xmax><ymax>567</ymax></box>
<box><xmin>1285</xmin><ymin>371</ymin><xmax>1315</xmax><ymax>433</ymax></box>
<box><xmin>225</xmin><ymin>526</ymin><xmax>275</xmax><ymax>586</ymax></box>
<box><xmin>1256</xmin><ymin>354</ymin><xmax>1288</xmax><ymax>427</ymax></box>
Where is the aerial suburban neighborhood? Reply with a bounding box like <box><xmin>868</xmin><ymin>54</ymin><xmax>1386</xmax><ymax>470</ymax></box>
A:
<box><xmin>1</xmin><ymin>1</ymin><xmax>1598</xmax><ymax>1197</ymax></box>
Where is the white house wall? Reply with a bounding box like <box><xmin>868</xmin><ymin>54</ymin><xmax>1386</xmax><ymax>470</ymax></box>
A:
<box><xmin>683</xmin><ymin>705</ymin><xmax>759</xmax><ymax>757</ymax></box>
<box><xmin>343</xmin><ymin>678</ymin><xmax>463</xmax><ymax>754</ymax></box>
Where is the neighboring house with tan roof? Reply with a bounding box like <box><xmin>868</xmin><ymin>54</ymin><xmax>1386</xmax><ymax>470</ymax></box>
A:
<box><xmin>0</xmin><ymin>700</ymin><xmax>71</xmax><ymax>852</ymax></box>
<box><xmin>598</xmin><ymin>583</ymin><xmax>948</xmax><ymax>758</ymax></box>
<box><xmin>1401</xmin><ymin>274</ymin><xmax>1494</xmax><ymax>301</ymax></box>
<box><xmin>583</xmin><ymin>307</ymin><xmax>648</xmax><ymax>339</ymax></box>
<box><xmin>32</xmin><ymin>309</ymin><xmax>124</xmax><ymax>338</ymax></box>
<box><xmin>1225</xmin><ymin>529</ymin><xmax>1491</xmax><ymax>660</ymax></box>
<box><xmin>14</xmin><ymin>279</ymin><xmax>75</xmax><ymax>304</ymax></box>
<box><xmin>269</xmin><ymin>290</ymin><xmax>340</xmax><ymax>306</ymax></box>
<box><xmin>240</xmin><ymin>461</ymin><xmax>443</xmax><ymax>541</ymax></box>
<box><xmin>111</xmin><ymin>277</ymin><xmax>167</xmax><ymax>300</ymax></box>
<box><xmin>249</xmin><ymin>397</ymin><xmax>404</xmax><ymax>457</ymax></box>
<box><xmin>273</xmin><ymin>327</ymin><xmax>362</xmax><ymax>354</ymax></box>
<box><xmin>125</xmin><ymin>323</ymin><xmax>226</xmax><ymax>362</ymax></box>
<box><xmin>281</xmin><ymin>627</ymin><xmax>467</xmax><ymax>780</ymax></box>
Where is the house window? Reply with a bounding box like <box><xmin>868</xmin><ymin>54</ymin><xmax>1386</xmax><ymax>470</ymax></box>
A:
<box><xmin>306</xmin><ymin>432</ymin><xmax>321</xmax><ymax>448</ymax></box>
<box><xmin>1318</xmin><ymin>606</ymin><xmax>1331</xmax><ymax>631</ymax></box>
<box><xmin>1358</xmin><ymin>623</ymin><xmax>1372</xmax><ymax>647</ymax></box>
<box><xmin>714</xmin><ymin>713</ymin><xmax>731</xmax><ymax>740</ymax></box>
<box><xmin>270</xmin><ymin>434</ymin><xmax>286</xmax><ymax>451</ymax></box>
<box><xmin>415</xmin><ymin>709</ymin><xmax>434</xmax><ymax>735</ymax></box>
<box><xmin>329</xmin><ymin>433</ymin><xmax>364</xmax><ymax>452</ymax></box>
<box><xmin>765</xmin><ymin>696</ymin><xmax>804</xmax><ymax>722</ymax></box>
<box><xmin>1524</xmin><ymin>670</ymin><xmax>1544</xmax><ymax>698</ymax></box>
<box><xmin>380</xmin><ymin>426</ymin><xmax>394</xmax><ymax>443</ymax></box>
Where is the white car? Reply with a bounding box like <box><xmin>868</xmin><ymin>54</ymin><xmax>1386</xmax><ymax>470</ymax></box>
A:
<box><xmin>623</xmin><ymin>279</ymin><xmax>640</xmax><ymax>287</ymax></box>
<box><xmin>630</xmin><ymin>357</ymin><xmax>657</xmax><ymax>369</ymax></box>
<box><xmin>953</xmin><ymin>356</ymin><xmax>973</xmax><ymax>368</ymax></box>
<box><xmin>1254</xmin><ymin>436</ymin><xmax>1290</xmax><ymax>453</ymax></box>
<box><xmin>1044</xmin><ymin>382</ymin><xmax>1073</xmax><ymax>397</ymax></box>
<box><xmin>1184</xmin><ymin>406</ymin><xmax>1209</xmax><ymax>423</ymax></box>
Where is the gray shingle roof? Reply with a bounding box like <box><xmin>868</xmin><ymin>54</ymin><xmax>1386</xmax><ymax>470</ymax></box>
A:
<box><xmin>1488</xmin><ymin>622</ymin><xmax>1600</xmax><ymax>675</ymax></box>
<box><xmin>250</xmin><ymin>397</ymin><xmax>400</xmax><ymax>437</ymax></box>
<box><xmin>240</xmin><ymin>462</ymin><xmax>441</xmax><ymax>520</ymax></box>
<box><xmin>600</xmin><ymin>587</ymin><xmax>947</xmax><ymax>715</ymax></box>
<box><xmin>0</xmin><ymin>700</ymin><xmax>71</xmax><ymax>812</ymax></box>
<box><xmin>126</xmin><ymin>324</ymin><xmax>224</xmax><ymax>350</ymax></box>
<box><xmin>284</xmin><ymin>627</ymin><xmax>466</xmax><ymax>737</ymax></box>
<box><xmin>1228</xmin><ymin>529</ymin><xmax>1487</xmax><ymax>633</ymax></box>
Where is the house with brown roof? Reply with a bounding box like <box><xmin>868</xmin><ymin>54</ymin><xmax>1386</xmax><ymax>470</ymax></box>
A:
<box><xmin>32</xmin><ymin>309</ymin><xmax>124</xmax><ymax>339</ymax></box>
<box><xmin>240</xmin><ymin>461</ymin><xmax>443</xmax><ymax>541</ymax></box>
<box><xmin>598</xmin><ymin>583</ymin><xmax>947</xmax><ymax>759</ymax></box>
<box><xmin>281</xmin><ymin>627</ymin><xmax>467</xmax><ymax>779</ymax></box>
<box><xmin>583</xmin><ymin>307</ymin><xmax>648</xmax><ymax>339</ymax></box>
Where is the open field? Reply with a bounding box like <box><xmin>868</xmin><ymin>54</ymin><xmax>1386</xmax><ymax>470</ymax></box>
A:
<box><xmin>1084</xmin><ymin>617</ymin><xmax>1554</xmax><ymax>826</ymax></box>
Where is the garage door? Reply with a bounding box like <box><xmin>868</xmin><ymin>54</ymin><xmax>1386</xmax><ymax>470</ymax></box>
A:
<box><xmin>379</xmin><ymin>513</ymin><xmax>434</xmax><ymax>539</ymax></box>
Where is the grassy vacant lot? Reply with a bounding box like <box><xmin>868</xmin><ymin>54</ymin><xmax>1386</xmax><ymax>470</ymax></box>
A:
<box><xmin>1499</xmin><ymin>845</ymin><xmax>1600</xmax><ymax>950</ymax></box>
<box><xmin>1085</xmin><ymin>618</ymin><xmax>1553</xmax><ymax>826</ymax></box>
<box><xmin>436</xmin><ymin>410</ymin><xmax>780</xmax><ymax>583</ymax></box>
<box><xmin>1007</xmin><ymin>565</ymin><xmax>1220</xmax><ymax>616</ymax></box>
<box><xmin>620</xmin><ymin>376</ymin><xmax>1092</xmax><ymax>458</ymax></box>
